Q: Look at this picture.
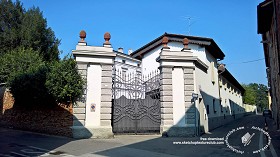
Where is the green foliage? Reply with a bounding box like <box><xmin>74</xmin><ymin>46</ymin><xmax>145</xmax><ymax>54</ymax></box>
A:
<box><xmin>0</xmin><ymin>0</ymin><xmax>24</xmax><ymax>53</ymax></box>
<box><xmin>0</xmin><ymin>48</ymin><xmax>53</xmax><ymax>107</ymax></box>
<box><xmin>9</xmin><ymin>64</ymin><xmax>53</xmax><ymax>107</ymax></box>
<box><xmin>0</xmin><ymin>1</ymin><xmax>82</xmax><ymax>107</ymax></box>
<box><xmin>21</xmin><ymin>7</ymin><xmax>60</xmax><ymax>61</ymax></box>
<box><xmin>46</xmin><ymin>57</ymin><xmax>85</xmax><ymax>105</ymax></box>
<box><xmin>0</xmin><ymin>0</ymin><xmax>60</xmax><ymax>61</ymax></box>
<box><xmin>242</xmin><ymin>83</ymin><xmax>268</xmax><ymax>111</ymax></box>
<box><xmin>0</xmin><ymin>49</ymin><xmax>84</xmax><ymax>107</ymax></box>
<box><xmin>242</xmin><ymin>83</ymin><xmax>257</xmax><ymax>105</ymax></box>
<box><xmin>0</xmin><ymin>48</ymin><xmax>44</xmax><ymax>84</ymax></box>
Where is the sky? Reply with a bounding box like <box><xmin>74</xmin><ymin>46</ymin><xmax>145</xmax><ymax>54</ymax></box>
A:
<box><xmin>20</xmin><ymin>0</ymin><xmax>266</xmax><ymax>85</ymax></box>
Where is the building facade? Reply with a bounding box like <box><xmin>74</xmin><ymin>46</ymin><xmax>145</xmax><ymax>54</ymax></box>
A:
<box><xmin>114</xmin><ymin>48</ymin><xmax>141</xmax><ymax>76</ymax></box>
<box><xmin>72</xmin><ymin>31</ymin><xmax>247</xmax><ymax>138</ymax></box>
<box><xmin>131</xmin><ymin>33</ymin><xmax>245</xmax><ymax>134</ymax></box>
<box><xmin>258</xmin><ymin>0</ymin><xmax>280</xmax><ymax>129</ymax></box>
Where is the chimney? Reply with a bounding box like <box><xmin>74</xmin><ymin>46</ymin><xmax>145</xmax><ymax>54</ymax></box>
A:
<box><xmin>128</xmin><ymin>49</ymin><xmax>133</xmax><ymax>55</ymax></box>
<box><xmin>118</xmin><ymin>47</ymin><xmax>124</xmax><ymax>53</ymax></box>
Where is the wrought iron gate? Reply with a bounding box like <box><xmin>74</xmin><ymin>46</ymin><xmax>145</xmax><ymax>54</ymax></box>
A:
<box><xmin>112</xmin><ymin>70</ymin><xmax>161</xmax><ymax>134</ymax></box>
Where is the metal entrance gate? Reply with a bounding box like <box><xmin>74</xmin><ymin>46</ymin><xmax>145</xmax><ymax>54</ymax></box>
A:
<box><xmin>112</xmin><ymin>70</ymin><xmax>161</xmax><ymax>134</ymax></box>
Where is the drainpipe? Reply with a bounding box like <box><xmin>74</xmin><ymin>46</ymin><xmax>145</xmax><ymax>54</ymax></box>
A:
<box><xmin>217</xmin><ymin>63</ymin><xmax>226</xmax><ymax>115</ymax></box>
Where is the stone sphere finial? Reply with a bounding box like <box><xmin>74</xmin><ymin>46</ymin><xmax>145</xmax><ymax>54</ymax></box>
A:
<box><xmin>79</xmin><ymin>30</ymin><xmax>86</xmax><ymax>42</ymax></box>
<box><xmin>104</xmin><ymin>32</ymin><xmax>111</xmax><ymax>44</ymax></box>
<box><xmin>183</xmin><ymin>38</ymin><xmax>189</xmax><ymax>48</ymax></box>
<box><xmin>162</xmin><ymin>36</ymin><xmax>169</xmax><ymax>48</ymax></box>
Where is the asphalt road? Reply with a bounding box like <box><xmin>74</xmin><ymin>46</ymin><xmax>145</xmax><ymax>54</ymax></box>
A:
<box><xmin>0</xmin><ymin>114</ymin><xmax>278</xmax><ymax>157</ymax></box>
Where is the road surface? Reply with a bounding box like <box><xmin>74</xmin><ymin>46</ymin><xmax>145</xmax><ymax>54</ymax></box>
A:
<box><xmin>0</xmin><ymin>114</ymin><xmax>278</xmax><ymax>157</ymax></box>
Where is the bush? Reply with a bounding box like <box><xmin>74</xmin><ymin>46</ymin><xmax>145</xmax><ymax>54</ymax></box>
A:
<box><xmin>46</xmin><ymin>57</ymin><xmax>84</xmax><ymax>105</ymax></box>
<box><xmin>0</xmin><ymin>48</ymin><xmax>54</xmax><ymax>107</ymax></box>
<box><xmin>9</xmin><ymin>64</ymin><xmax>54</xmax><ymax>107</ymax></box>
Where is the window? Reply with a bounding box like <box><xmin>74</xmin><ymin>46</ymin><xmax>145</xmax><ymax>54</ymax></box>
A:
<box><xmin>220</xmin><ymin>99</ymin><xmax>223</xmax><ymax>112</ymax></box>
<box><xmin>219</xmin><ymin>78</ymin><xmax>222</xmax><ymax>88</ymax></box>
<box><xmin>206</xmin><ymin>105</ymin><xmax>209</xmax><ymax>114</ymax></box>
<box><xmin>122</xmin><ymin>70</ymin><xmax>127</xmax><ymax>78</ymax></box>
<box><xmin>211</xmin><ymin>62</ymin><xmax>215</xmax><ymax>84</ymax></box>
<box><xmin>121</xmin><ymin>67</ymin><xmax>128</xmax><ymax>79</ymax></box>
<box><xmin>136</xmin><ymin>71</ymin><xmax>141</xmax><ymax>77</ymax></box>
<box><xmin>213</xmin><ymin>99</ymin><xmax>216</xmax><ymax>113</ymax></box>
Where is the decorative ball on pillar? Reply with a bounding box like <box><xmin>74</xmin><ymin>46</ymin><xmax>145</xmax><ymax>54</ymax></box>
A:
<box><xmin>104</xmin><ymin>32</ymin><xmax>111</xmax><ymax>45</ymax></box>
<box><xmin>162</xmin><ymin>36</ymin><xmax>169</xmax><ymax>48</ymax></box>
<box><xmin>218</xmin><ymin>63</ymin><xmax>226</xmax><ymax>74</ymax></box>
<box><xmin>183</xmin><ymin>37</ymin><xmax>189</xmax><ymax>49</ymax></box>
<box><xmin>79</xmin><ymin>30</ymin><xmax>86</xmax><ymax>42</ymax></box>
<box><xmin>181</xmin><ymin>37</ymin><xmax>191</xmax><ymax>51</ymax></box>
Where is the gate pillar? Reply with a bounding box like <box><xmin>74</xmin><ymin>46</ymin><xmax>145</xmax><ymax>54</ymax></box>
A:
<box><xmin>71</xmin><ymin>31</ymin><xmax>115</xmax><ymax>138</ymax></box>
<box><xmin>157</xmin><ymin>37</ymin><xmax>200</xmax><ymax>137</ymax></box>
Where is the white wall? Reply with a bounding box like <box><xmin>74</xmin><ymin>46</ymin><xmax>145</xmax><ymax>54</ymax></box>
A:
<box><xmin>195</xmin><ymin>50</ymin><xmax>220</xmax><ymax>115</ymax></box>
<box><xmin>114</xmin><ymin>55</ymin><xmax>141</xmax><ymax>76</ymax></box>
<box><xmin>141</xmin><ymin>41</ymin><xmax>205</xmax><ymax>76</ymax></box>
<box><xmin>219</xmin><ymin>76</ymin><xmax>244</xmax><ymax>115</ymax></box>
<box><xmin>172</xmin><ymin>67</ymin><xmax>186</xmax><ymax>126</ymax></box>
<box><xmin>168</xmin><ymin>42</ymin><xmax>206</xmax><ymax>62</ymax></box>
<box><xmin>115</xmin><ymin>56</ymin><xmax>139</xmax><ymax>67</ymax></box>
<box><xmin>141</xmin><ymin>46</ymin><xmax>162</xmax><ymax>76</ymax></box>
<box><xmin>85</xmin><ymin>64</ymin><xmax>102</xmax><ymax>127</ymax></box>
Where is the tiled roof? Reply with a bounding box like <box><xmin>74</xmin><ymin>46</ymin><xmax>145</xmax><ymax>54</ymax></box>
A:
<box><xmin>130</xmin><ymin>33</ymin><xmax>225</xmax><ymax>60</ymax></box>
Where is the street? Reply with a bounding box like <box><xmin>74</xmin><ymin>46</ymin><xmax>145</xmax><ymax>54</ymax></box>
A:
<box><xmin>0</xmin><ymin>114</ymin><xmax>279</xmax><ymax>157</ymax></box>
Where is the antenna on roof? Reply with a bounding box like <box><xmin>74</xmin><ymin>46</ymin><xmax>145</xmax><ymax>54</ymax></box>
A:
<box><xmin>182</xmin><ymin>16</ymin><xmax>199</xmax><ymax>35</ymax></box>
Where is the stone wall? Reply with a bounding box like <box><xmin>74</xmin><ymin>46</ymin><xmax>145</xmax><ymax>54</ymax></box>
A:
<box><xmin>100</xmin><ymin>64</ymin><xmax>113</xmax><ymax>127</ymax></box>
<box><xmin>0</xmin><ymin>89</ymin><xmax>73</xmax><ymax>137</ymax></box>
<box><xmin>73</xmin><ymin>63</ymin><xmax>87</xmax><ymax>127</ymax></box>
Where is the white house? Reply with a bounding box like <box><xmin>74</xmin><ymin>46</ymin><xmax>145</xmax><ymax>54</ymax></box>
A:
<box><xmin>130</xmin><ymin>33</ymin><xmax>246</xmax><ymax>134</ymax></box>
<box><xmin>113</xmin><ymin>48</ymin><xmax>141</xmax><ymax>76</ymax></box>
<box><xmin>72</xmin><ymin>31</ymin><xmax>247</xmax><ymax>138</ymax></box>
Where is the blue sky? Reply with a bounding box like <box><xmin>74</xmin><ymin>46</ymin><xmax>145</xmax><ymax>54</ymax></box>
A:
<box><xmin>20</xmin><ymin>0</ymin><xmax>266</xmax><ymax>85</ymax></box>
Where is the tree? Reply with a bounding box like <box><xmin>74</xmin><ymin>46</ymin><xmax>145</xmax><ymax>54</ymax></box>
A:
<box><xmin>0</xmin><ymin>48</ymin><xmax>44</xmax><ymax>84</ymax></box>
<box><xmin>46</xmin><ymin>57</ymin><xmax>85</xmax><ymax>105</ymax></box>
<box><xmin>0</xmin><ymin>0</ymin><xmax>60</xmax><ymax>61</ymax></box>
<box><xmin>0</xmin><ymin>1</ymin><xmax>83</xmax><ymax>108</ymax></box>
<box><xmin>21</xmin><ymin>7</ymin><xmax>60</xmax><ymax>61</ymax></box>
<box><xmin>256</xmin><ymin>84</ymin><xmax>268</xmax><ymax>110</ymax></box>
<box><xmin>242</xmin><ymin>83</ymin><xmax>268</xmax><ymax>111</ymax></box>
<box><xmin>0</xmin><ymin>0</ymin><xmax>24</xmax><ymax>54</ymax></box>
<box><xmin>0</xmin><ymin>49</ymin><xmax>84</xmax><ymax>107</ymax></box>
<box><xmin>242</xmin><ymin>83</ymin><xmax>257</xmax><ymax>105</ymax></box>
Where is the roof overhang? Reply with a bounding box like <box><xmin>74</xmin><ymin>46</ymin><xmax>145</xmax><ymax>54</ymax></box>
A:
<box><xmin>220</xmin><ymin>69</ymin><xmax>245</xmax><ymax>95</ymax></box>
<box><xmin>130</xmin><ymin>33</ymin><xmax>225</xmax><ymax>60</ymax></box>
<box><xmin>257</xmin><ymin>0</ymin><xmax>273</xmax><ymax>34</ymax></box>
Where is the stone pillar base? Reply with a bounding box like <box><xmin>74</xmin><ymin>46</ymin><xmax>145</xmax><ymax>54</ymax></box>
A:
<box><xmin>161</xmin><ymin>125</ymin><xmax>196</xmax><ymax>137</ymax></box>
<box><xmin>72</xmin><ymin>126</ymin><xmax>114</xmax><ymax>139</ymax></box>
